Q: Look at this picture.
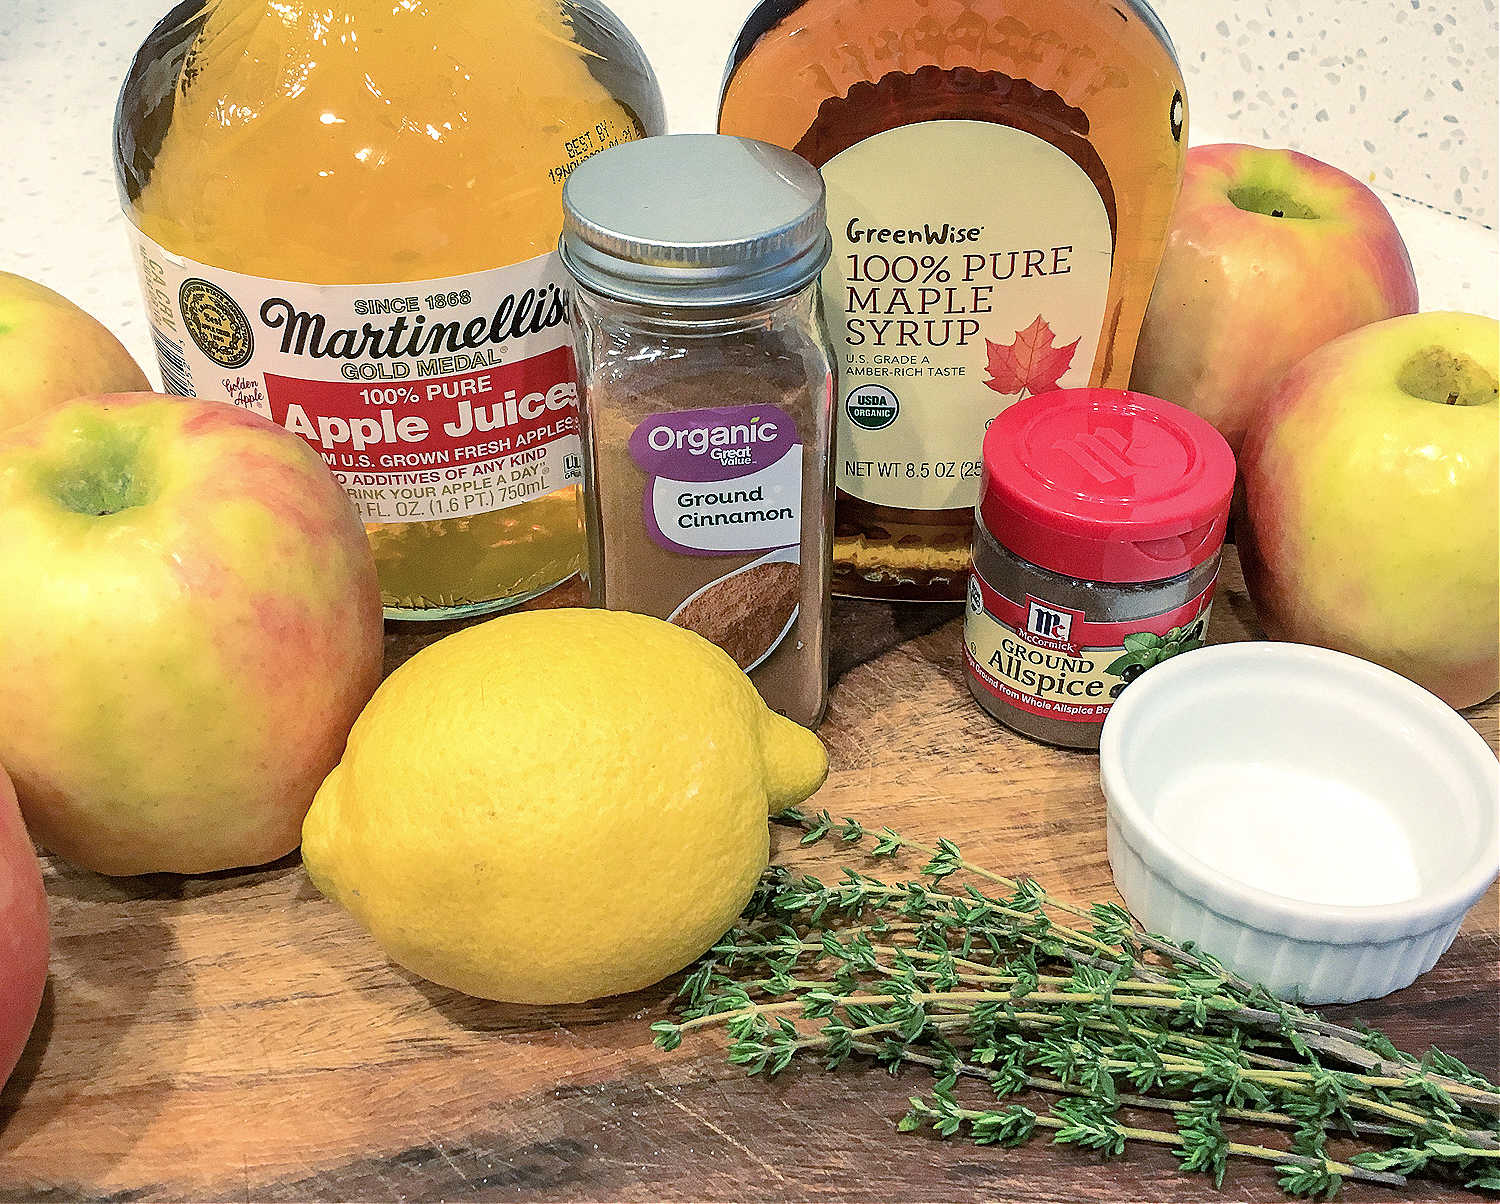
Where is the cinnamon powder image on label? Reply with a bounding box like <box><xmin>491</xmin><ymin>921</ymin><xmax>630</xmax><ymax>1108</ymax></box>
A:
<box><xmin>671</xmin><ymin>559</ymin><xmax>801</xmax><ymax>671</ymax></box>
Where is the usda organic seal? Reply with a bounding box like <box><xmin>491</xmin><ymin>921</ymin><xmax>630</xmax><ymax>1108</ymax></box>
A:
<box><xmin>845</xmin><ymin>384</ymin><xmax>899</xmax><ymax>431</ymax></box>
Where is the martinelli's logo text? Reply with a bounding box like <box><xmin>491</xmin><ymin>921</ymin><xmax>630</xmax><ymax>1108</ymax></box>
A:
<box><xmin>256</xmin><ymin>284</ymin><xmax>569</xmax><ymax>379</ymax></box>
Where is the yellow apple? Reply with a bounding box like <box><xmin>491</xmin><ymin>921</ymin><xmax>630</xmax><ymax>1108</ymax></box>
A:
<box><xmin>0</xmin><ymin>273</ymin><xmax>150</xmax><ymax>433</ymax></box>
<box><xmin>1238</xmin><ymin>312</ymin><xmax>1498</xmax><ymax>709</ymax></box>
<box><xmin>0</xmin><ymin>394</ymin><xmax>385</xmax><ymax>875</ymax></box>
<box><xmin>1132</xmin><ymin>144</ymin><xmax>1419</xmax><ymax>454</ymax></box>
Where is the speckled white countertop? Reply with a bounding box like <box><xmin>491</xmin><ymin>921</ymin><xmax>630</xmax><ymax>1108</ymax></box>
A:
<box><xmin>1</xmin><ymin>0</ymin><xmax>1494</xmax><ymax>383</ymax></box>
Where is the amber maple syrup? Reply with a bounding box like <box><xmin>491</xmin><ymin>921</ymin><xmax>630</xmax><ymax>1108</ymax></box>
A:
<box><xmin>720</xmin><ymin>0</ymin><xmax>1186</xmax><ymax>600</ymax></box>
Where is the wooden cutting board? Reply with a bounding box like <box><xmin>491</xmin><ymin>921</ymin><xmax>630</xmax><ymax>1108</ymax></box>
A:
<box><xmin>1</xmin><ymin>548</ymin><xmax>1495</xmax><ymax>1203</ymax></box>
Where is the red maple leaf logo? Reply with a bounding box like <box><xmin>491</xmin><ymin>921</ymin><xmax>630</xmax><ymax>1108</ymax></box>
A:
<box><xmin>984</xmin><ymin>315</ymin><xmax>1081</xmax><ymax>398</ymax></box>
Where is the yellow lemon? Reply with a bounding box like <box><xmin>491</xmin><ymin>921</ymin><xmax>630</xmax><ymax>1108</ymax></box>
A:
<box><xmin>302</xmin><ymin>608</ymin><xmax>828</xmax><ymax>1004</ymax></box>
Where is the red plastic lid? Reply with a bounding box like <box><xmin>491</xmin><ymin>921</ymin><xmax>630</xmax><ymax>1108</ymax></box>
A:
<box><xmin>979</xmin><ymin>388</ymin><xmax>1236</xmax><ymax>584</ymax></box>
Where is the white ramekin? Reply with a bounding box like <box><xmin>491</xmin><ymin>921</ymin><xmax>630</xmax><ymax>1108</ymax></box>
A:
<box><xmin>1100</xmin><ymin>642</ymin><xmax>1499</xmax><ymax>1005</ymax></box>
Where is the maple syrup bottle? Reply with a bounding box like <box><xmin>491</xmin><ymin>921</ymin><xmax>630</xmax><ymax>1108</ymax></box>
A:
<box><xmin>720</xmin><ymin>0</ymin><xmax>1187</xmax><ymax>601</ymax></box>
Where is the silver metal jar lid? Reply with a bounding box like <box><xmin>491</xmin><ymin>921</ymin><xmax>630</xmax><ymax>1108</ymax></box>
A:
<box><xmin>560</xmin><ymin>133</ymin><xmax>831</xmax><ymax>308</ymax></box>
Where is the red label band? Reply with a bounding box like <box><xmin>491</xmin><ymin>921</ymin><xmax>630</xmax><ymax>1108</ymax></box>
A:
<box><xmin>264</xmin><ymin>344</ymin><xmax>580</xmax><ymax>474</ymax></box>
<box><xmin>970</xmin><ymin>569</ymin><xmax>1218</xmax><ymax>653</ymax></box>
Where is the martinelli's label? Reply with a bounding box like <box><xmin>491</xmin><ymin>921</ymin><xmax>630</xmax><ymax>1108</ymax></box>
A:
<box><xmin>126</xmin><ymin>229</ymin><xmax>584</xmax><ymax>525</ymax></box>
<box><xmin>821</xmin><ymin>119</ymin><xmax>1114</xmax><ymax>511</ymax></box>
<box><xmin>628</xmin><ymin>404</ymin><xmax>802</xmax><ymax>557</ymax></box>
<box><xmin>964</xmin><ymin>571</ymin><xmax>1216</xmax><ymax>724</ymax></box>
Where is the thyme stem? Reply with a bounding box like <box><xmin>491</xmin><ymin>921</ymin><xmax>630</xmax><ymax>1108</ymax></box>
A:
<box><xmin>656</xmin><ymin>809</ymin><xmax>1500</xmax><ymax>1198</ymax></box>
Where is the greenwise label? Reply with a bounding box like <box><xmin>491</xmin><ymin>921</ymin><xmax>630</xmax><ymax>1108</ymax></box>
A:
<box><xmin>821</xmin><ymin>119</ymin><xmax>1114</xmax><ymax>512</ymax></box>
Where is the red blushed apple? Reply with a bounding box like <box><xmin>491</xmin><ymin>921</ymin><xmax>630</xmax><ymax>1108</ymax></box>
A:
<box><xmin>1131</xmin><ymin>143</ymin><xmax>1419</xmax><ymax>454</ymax></box>
<box><xmin>0</xmin><ymin>763</ymin><xmax>48</xmax><ymax>1089</ymax></box>
<box><xmin>0</xmin><ymin>273</ymin><xmax>150</xmax><ymax>434</ymax></box>
<box><xmin>1238</xmin><ymin>311</ymin><xmax>1498</xmax><ymax>710</ymax></box>
<box><xmin>0</xmin><ymin>394</ymin><xmax>385</xmax><ymax>876</ymax></box>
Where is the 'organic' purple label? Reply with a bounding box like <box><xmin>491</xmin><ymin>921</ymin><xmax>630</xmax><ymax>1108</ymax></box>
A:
<box><xmin>628</xmin><ymin>403</ymin><xmax>803</xmax><ymax>558</ymax></box>
<box><xmin>628</xmin><ymin>404</ymin><xmax>799</xmax><ymax>483</ymax></box>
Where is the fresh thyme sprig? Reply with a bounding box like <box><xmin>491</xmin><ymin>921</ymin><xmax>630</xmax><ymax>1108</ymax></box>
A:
<box><xmin>652</xmin><ymin>809</ymin><xmax>1500</xmax><ymax>1199</ymax></box>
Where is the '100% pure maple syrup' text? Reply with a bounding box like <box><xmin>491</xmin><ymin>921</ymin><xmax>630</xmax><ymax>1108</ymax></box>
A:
<box><xmin>842</xmin><ymin>244</ymin><xmax>1074</xmax><ymax>348</ymax></box>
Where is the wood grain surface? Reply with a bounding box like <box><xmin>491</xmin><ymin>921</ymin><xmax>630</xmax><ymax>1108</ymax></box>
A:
<box><xmin>1</xmin><ymin>549</ymin><xmax>1495</xmax><ymax>1203</ymax></box>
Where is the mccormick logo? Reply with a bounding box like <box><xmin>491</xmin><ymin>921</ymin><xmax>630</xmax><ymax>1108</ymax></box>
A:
<box><xmin>1054</xmin><ymin>427</ymin><xmax>1163</xmax><ymax>487</ymax></box>
<box><xmin>1024</xmin><ymin>597</ymin><xmax>1083</xmax><ymax>653</ymax></box>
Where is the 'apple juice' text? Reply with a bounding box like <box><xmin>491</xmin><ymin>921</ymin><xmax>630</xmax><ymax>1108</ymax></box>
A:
<box><xmin>125</xmin><ymin>235</ymin><xmax>586</xmax><ymax>525</ymax></box>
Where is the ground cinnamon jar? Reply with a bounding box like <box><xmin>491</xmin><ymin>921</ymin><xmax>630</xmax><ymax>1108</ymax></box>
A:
<box><xmin>965</xmin><ymin>388</ymin><xmax>1235</xmax><ymax>749</ymax></box>
<box><xmin>561</xmin><ymin>135</ymin><xmax>835</xmax><ymax>728</ymax></box>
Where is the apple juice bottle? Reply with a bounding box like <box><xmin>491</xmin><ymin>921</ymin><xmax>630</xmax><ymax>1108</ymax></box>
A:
<box><xmin>115</xmin><ymin>0</ymin><xmax>664</xmax><ymax>619</ymax></box>
<box><xmin>720</xmin><ymin>0</ymin><xmax>1187</xmax><ymax>600</ymax></box>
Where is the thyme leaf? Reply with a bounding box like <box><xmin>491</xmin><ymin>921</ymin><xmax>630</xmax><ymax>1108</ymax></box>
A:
<box><xmin>655</xmin><ymin>812</ymin><xmax>1500</xmax><ymax>1199</ymax></box>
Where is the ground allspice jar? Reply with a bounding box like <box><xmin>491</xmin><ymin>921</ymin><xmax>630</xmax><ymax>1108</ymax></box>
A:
<box><xmin>965</xmin><ymin>388</ymin><xmax>1235</xmax><ymax>750</ymax></box>
<box><xmin>561</xmin><ymin>134</ymin><xmax>836</xmax><ymax>728</ymax></box>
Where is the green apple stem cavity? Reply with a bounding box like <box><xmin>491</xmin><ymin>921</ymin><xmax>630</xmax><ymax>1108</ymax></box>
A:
<box><xmin>44</xmin><ymin>418</ymin><xmax>156</xmax><ymax>517</ymax></box>
<box><xmin>1225</xmin><ymin>182</ymin><xmax>1319</xmax><ymax>222</ymax></box>
<box><xmin>1397</xmin><ymin>346</ymin><xmax>1500</xmax><ymax>408</ymax></box>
